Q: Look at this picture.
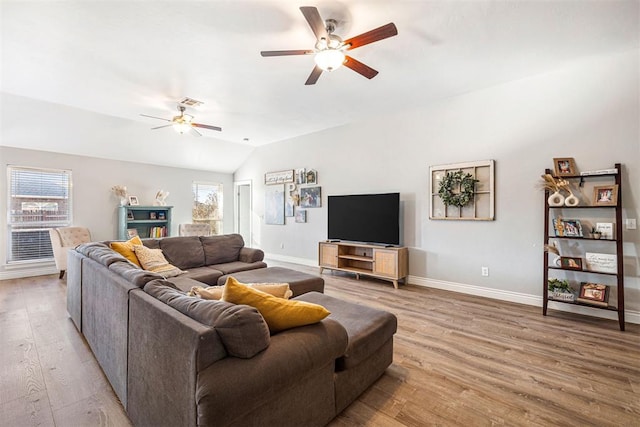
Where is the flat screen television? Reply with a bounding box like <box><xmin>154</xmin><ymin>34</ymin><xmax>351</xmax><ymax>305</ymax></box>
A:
<box><xmin>327</xmin><ymin>193</ymin><xmax>400</xmax><ymax>246</ymax></box>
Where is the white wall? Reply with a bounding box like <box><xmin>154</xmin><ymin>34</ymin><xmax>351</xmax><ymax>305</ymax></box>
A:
<box><xmin>235</xmin><ymin>50</ymin><xmax>640</xmax><ymax>317</ymax></box>
<box><xmin>0</xmin><ymin>146</ymin><xmax>234</xmax><ymax>278</ymax></box>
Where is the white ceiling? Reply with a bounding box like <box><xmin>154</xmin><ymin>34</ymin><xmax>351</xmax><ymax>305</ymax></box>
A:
<box><xmin>1</xmin><ymin>1</ymin><xmax>638</xmax><ymax>168</ymax></box>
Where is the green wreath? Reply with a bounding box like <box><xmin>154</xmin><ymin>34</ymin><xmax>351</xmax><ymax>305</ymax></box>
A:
<box><xmin>438</xmin><ymin>171</ymin><xmax>479</xmax><ymax>207</ymax></box>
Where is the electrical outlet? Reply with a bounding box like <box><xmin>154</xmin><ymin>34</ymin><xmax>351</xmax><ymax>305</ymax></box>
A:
<box><xmin>626</xmin><ymin>218</ymin><xmax>637</xmax><ymax>230</ymax></box>
<box><xmin>481</xmin><ymin>267</ymin><xmax>489</xmax><ymax>277</ymax></box>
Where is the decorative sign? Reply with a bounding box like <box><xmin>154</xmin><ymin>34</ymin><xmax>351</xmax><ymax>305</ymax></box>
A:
<box><xmin>265</xmin><ymin>170</ymin><xmax>294</xmax><ymax>185</ymax></box>
<box><xmin>585</xmin><ymin>252</ymin><xmax>617</xmax><ymax>274</ymax></box>
<box><xmin>595</xmin><ymin>223</ymin><xmax>614</xmax><ymax>240</ymax></box>
<box><xmin>429</xmin><ymin>160</ymin><xmax>495</xmax><ymax>220</ymax></box>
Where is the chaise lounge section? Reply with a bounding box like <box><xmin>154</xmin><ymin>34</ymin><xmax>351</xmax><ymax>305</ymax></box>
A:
<box><xmin>67</xmin><ymin>234</ymin><xmax>397</xmax><ymax>426</ymax></box>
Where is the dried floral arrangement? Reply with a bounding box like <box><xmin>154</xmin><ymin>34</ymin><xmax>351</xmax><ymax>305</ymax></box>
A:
<box><xmin>112</xmin><ymin>185</ymin><xmax>128</xmax><ymax>198</ymax></box>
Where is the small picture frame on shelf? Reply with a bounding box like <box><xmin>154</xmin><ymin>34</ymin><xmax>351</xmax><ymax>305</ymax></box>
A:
<box><xmin>158</xmin><ymin>212</ymin><xmax>166</xmax><ymax>220</ymax></box>
<box><xmin>128</xmin><ymin>195</ymin><xmax>139</xmax><ymax>206</ymax></box>
<box><xmin>553</xmin><ymin>217</ymin><xmax>583</xmax><ymax>237</ymax></box>
<box><xmin>553</xmin><ymin>157</ymin><xmax>577</xmax><ymax>176</ymax></box>
<box><xmin>593</xmin><ymin>184</ymin><xmax>618</xmax><ymax>206</ymax></box>
<box><xmin>149</xmin><ymin>212</ymin><xmax>157</xmax><ymax>219</ymax></box>
<box><xmin>560</xmin><ymin>256</ymin><xmax>582</xmax><ymax>270</ymax></box>
<box><xmin>577</xmin><ymin>282</ymin><xmax>608</xmax><ymax>307</ymax></box>
<box><xmin>127</xmin><ymin>228</ymin><xmax>139</xmax><ymax>238</ymax></box>
<box><xmin>127</xmin><ymin>211</ymin><xmax>134</xmax><ymax>220</ymax></box>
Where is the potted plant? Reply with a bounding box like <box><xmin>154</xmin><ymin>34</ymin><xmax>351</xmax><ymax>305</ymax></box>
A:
<box><xmin>591</xmin><ymin>227</ymin><xmax>602</xmax><ymax>239</ymax></box>
<box><xmin>548</xmin><ymin>278</ymin><xmax>575</xmax><ymax>302</ymax></box>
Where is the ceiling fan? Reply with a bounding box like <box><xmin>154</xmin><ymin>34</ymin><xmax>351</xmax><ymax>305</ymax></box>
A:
<box><xmin>140</xmin><ymin>105</ymin><xmax>222</xmax><ymax>136</ymax></box>
<box><xmin>261</xmin><ymin>6</ymin><xmax>398</xmax><ymax>85</ymax></box>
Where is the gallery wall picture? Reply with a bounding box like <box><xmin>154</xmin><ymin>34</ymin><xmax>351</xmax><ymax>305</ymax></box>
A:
<box><xmin>295</xmin><ymin>168</ymin><xmax>306</xmax><ymax>184</ymax></box>
<box><xmin>429</xmin><ymin>159</ymin><xmax>495</xmax><ymax>220</ymax></box>
<box><xmin>300</xmin><ymin>186</ymin><xmax>321</xmax><ymax>208</ymax></box>
<box><xmin>285</xmin><ymin>184</ymin><xmax>296</xmax><ymax>217</ymax></box>
<box><xmin>295</xmin><ymin>209</ymin><xmax>307</xmax><ymax>223</ymax></box>
<box><xmin>265</xmin><ymin>184</ymin><xmax>285</xmax><ymax>225</ymax></box>
<box><xmin>306</xmin><ymin>169</ymin><xmax>317</xmax><ymax>184</ymax></box>
<box><xmin>265</xmin><ymin>170</ymin><xmax>294</xmax><ymax>185</ymax></box>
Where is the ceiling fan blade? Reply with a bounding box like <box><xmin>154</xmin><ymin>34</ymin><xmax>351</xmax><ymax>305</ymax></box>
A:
<box><xmin>300</xmin><ymin>6</ymin><xmax>328</xmax><ymax>41</ymax></box>
<box><xmin>150</xmin><ymin>124</ymin><xmax>174</xmax><ymax>130</ymax></box>
<box><xmin>140</xmin><ymin>114</ymin><xmax>171</xmax><ymax>122</ymax></box>
<box><xmin>305</xmin><ymin>65</ymin><xmax>323</xmax><ymax>85</ymax></box>
<box><xmin>190</xmin><ymin>127</ymin><xmax>202</xmax><ymax>137</ymax></box>
<box><xmin>192</xmin><ymin>123</ymin><xmax>222</xmax><ymax>132</ymax></box>
<box><xmin>343</xmin><ymin>56</ymin><xmax>379</xmax><ymax>79</ymax></box>
<box><xmin>261</xmin><ymin>49</ymin><xmax>314</xmax><ymax>57</ymax></box>
<box><xmin>343</xmin><ymin>23</ymin><xmax>398</xmax><ymax>50</ymax></box>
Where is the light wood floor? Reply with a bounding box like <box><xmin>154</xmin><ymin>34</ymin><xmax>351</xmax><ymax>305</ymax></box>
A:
<box><xmin>1</xmin><ymin>263</ymin><xmax>639</xmax><ymax>426</ymax></box>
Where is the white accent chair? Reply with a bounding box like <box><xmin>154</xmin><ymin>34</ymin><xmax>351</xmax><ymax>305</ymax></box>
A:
<box><xmin>49</xmin><ymin>226</ymin><xmax>92</xmax><ymax>279</ymax></box>
<box><xmin>178</xmin><ymin>223</ymin><xmax>212</xmax><ymax>237</ymax></box>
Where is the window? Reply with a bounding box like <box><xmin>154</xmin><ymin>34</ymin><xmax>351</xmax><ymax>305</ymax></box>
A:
<box><xmin>192</xmin><ymin>182</ymin><xmax>223</xmax><ymax>234</ymax></box>
<box><xmin>7</xmin><ymin>166</ymin><xmax>72</xmax><ymax>263</ymax></box>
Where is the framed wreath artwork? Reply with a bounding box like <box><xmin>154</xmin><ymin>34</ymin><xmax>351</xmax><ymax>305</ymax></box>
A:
<box><xmin>430</xmin><ymin>160</ymin><xmax>495</xmax><ymax>220</ymax></box>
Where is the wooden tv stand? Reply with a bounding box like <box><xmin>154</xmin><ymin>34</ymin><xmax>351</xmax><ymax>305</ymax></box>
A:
<box><xmin>318</xmin><ymin>241</ymin><xmax>408</xmax><ymax>289</ymax></box>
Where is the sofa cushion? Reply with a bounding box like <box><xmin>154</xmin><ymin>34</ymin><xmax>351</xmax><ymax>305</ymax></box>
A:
<box><xmin>75</xmin><ymin>242</ymin><xmax>128</xmax><ymax>267</ymax></box>
<box><xmin>110</xmin><ymin>236</ymin><xmax>143</xmax><ymax>267</ymax></box>
<box><xmin>201</xmin><ymin>234</ymin><xmax>245</xmax><ymax>265</ymax></box>
<box><xmin>144</xmin><ymin>279</ymin><xmax>270</xmax><ymax>358</ymax></box>
<box><xmin>222</xmin><ymin>277</ymin><xmax>330</xmax><ymax>333</ymax></box>
<box><xmin>179</xmin><ymin>267</ymin><xmax>223</xmax><ymax>287</ymax></box>
<box><xmin>295</xmin><ymin>292</ymin><xmax>397</xmax><ymax>370</ymax></box>
<box><xmin>189</xmin><ymin>282</ymin><xmax>293</xmax><ymax>300</ymax></box>
<box><xmin>157</xmin><ymin>236</ymin><xmax>206</xmax><ymax>269</ymax></box>
<box><xmin>209</xmin><ymin>261</ymin><xmax>267</xmax><ymax>275</ymax></box>
<box><xmin>108</xmin><ymin>261</ymin><xmax>164</xmax><ymax>288</ymax></box>
<box><xmin>142</xmin><ymin>238</ymin><xmax>161</xmax><ymax>250</ymax></box>
<box><xmin>133</xmin><ymin>245</ymin><xmax>185</xmax><ymax>278</ymax></box>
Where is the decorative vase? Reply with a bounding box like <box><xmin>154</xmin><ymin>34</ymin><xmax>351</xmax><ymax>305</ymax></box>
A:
<box><xmin>564</xmin><ymin>193</ymin><xmax>579</xmax><ymax>207</ymax></box>
<box><xmin>119</xmin><ymin>197</ymin><xmax>128</xmax><ymax>206</ymax></box>
<box><xmin>548</xmin><ymin>191</ymin><xmax>565</xmax><ymax>207</ymax></box>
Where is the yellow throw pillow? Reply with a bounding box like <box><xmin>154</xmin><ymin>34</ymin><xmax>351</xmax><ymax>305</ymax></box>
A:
<box><xmin>133</xmin><ymin>244</ymin><xmax>184</xmax><ymax>278</ymax></box>
<box><xmin>189</xmin><ymin>282</ymin><xmax>293</xmax><ymax>300</ymax></box>
<box><xmin>110</xmin><ymin>236</ymin><xmax>143</xmax><ymax>267</ymax></box>
<box><xmin>222</xmin><ymin>276</ymin><xmax>329</xmax><ymax>333</ymax></box>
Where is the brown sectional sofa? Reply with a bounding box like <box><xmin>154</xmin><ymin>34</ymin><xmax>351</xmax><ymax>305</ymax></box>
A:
<box><xmin>66</xmin><ymin>234</ymin><xmax>397</xmax><ymax>426</ymax></box>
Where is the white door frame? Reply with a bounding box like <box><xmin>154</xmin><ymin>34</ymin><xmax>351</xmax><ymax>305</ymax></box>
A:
<box><xmin>233</xmin><ymin>180</ymin><xmax>252</xmax><ymax>246</ymax></box>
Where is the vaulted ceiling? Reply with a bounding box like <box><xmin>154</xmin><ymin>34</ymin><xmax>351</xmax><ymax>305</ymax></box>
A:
<box><xmin>1</xmin><ymin>1</ymin><xmax>638</xmax><ymax>171</ymax></box>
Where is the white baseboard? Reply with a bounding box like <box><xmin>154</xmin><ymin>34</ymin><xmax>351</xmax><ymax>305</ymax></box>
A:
<box><xmin>264</xmin><ymin>253</ymin><xmax>319</xmax><ymax>268</ymax></box>
<box><xmin>0</xmin><ymin>266</ymin><xmax>58</xmax><ymax>280</ymax></box>
<box><xmin>408</xmin><ymin>275</ymin><xmax>640</xmax><ymax>325</ymax></box>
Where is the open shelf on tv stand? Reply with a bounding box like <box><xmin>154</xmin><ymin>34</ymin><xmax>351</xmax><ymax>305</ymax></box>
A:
<box><xmin>318</xmin><ymin>241</ymin><xmax>409</xmax><ymax>289</ymax></box>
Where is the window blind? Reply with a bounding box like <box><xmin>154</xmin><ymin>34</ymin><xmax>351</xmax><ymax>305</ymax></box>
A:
<box><xmin>7</xmin><ymin>166</ymin><xmax>72</xmax><ymax>263</ymax></box>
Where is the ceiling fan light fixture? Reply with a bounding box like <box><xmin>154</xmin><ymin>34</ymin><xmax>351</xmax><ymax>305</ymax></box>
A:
<box><xmin>173</xmin><ymin>121</ymin><xmax>191</xmax><ymax>134</ymax></box>
<box><xmin>314</xmin><ymin>48</ymin><xmax>345</xmax><ymax>71</ymax></box>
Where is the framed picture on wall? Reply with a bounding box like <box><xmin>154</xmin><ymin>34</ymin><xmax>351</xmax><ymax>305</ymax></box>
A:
<box><xmin>295</xmin><ymin>209</ymin><xmax>307</xmax><ymax>223</ymax></box>
<box><xmin>265</xmin><ymin>185</ymin><xmax>285</xmax><ymax>225</ymax></box>
<box><xmin>300</xmin><ymin>186</ymin><xmax>321</xmax><ymax>208</ymax></box>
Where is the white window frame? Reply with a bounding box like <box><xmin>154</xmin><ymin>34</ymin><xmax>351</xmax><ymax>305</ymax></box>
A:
<box><xmin>7</xmin><ymin>165</ymin><xmax>73</xmax><ymax>264</ymax></box>
<box><xmin>192</xmin><ymin>181</ymin><xmax>223</xmax><ymax>235</ymax></box>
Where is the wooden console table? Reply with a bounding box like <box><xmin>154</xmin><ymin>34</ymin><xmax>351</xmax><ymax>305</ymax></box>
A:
<box><xmin>318</xmin><ymin>241</ymin><xmax>408</xmax><ymax>289</ymax></box>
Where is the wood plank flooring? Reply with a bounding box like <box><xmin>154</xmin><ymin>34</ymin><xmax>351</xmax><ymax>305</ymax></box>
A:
<box><xmin>1</xmin><ymin>263</ymin><xmax>638</xmax><ymax>426</ymax></box>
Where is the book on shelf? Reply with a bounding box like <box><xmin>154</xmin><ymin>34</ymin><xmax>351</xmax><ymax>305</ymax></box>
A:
<box><xmin>149</xmin><ymin>226</ymin><xmax>167</xmax><ymax>238</ymax></box>
<box><xmin>579</xmin><ymin>168</ymin><xmax>618</xmax><ymax>176</ymax></box>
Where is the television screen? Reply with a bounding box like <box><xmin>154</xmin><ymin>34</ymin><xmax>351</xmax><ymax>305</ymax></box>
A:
<box><xmin>327</xmin><ymin>193</ymin><xmax>400</xmax><ymax>245</ymax></box>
